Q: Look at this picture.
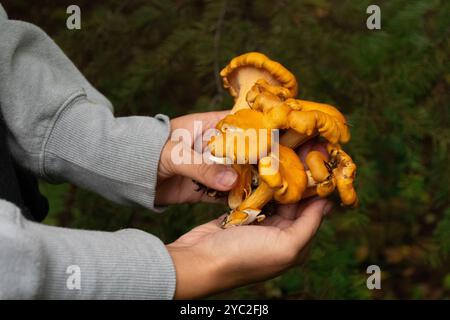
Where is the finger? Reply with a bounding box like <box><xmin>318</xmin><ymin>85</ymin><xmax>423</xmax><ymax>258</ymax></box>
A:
<box><xmin>170</xmin><ymin>148</ymin><xmax>238</xmax><ymax>191</ymax></box>
<box><xmin>295</xmin><ymin>196</ymin><xmax>323</xmax><ymax>217</ymax></box>
<box><xmin>297</xmin><ymin>138</ymin><xmax>329</xmax><ymax>165</ymax></box>
<box><xmin>311</xmin><ymin>143</ymin><xmax>329</xmax><ymax>158</ymax></box>
<box><xmin>171</xmin><ymin>110</ymin><xmax>230</xmax><ymax>133</ymax></box>
<box><xmin>187</xmin><ymin>179</ymin><xmax>228</xmax><ymax>204</ymax></box>
<box><xmin>296</xmin><ymin>139</ymin><xmax>314</xmax><ymax>162</ymax></box>
<box><xmin>277</xmin><ymin>197</ymin><xmax>321</xmax><ymax>221</ymax></box>
<box><xmin>155</xmin><ymin>176</ymin><xmax>227</xmax><ymax>205</ymax></box>
<box><xmin>284</xmin><ymin>199</ymin><xmax>327</xmax><ymax>249</ymax></box>
<box><xmin>295</xmin><ymin>241</ymin><xmax>313</xmax><ymax>265</ymax></box>
<box><xmin>258</xmin><ymin>214</ymin><xmax>293</xmax><ymax>229</ymax></box>
<box><xmin>201</xmin><ymin>110</ymin><xmax>231</xmax><ymax>130</ymax></box>
<box><xmin>277</xmin><ymin>203</ymin><xmax>299</xmax><ymax>220</ymax></box>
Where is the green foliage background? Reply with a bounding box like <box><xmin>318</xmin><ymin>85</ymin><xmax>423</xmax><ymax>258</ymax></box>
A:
<box><xmin>3</xmin><ymin>0</ymin><xmax>449</xmax><ymax>299</ymax></box>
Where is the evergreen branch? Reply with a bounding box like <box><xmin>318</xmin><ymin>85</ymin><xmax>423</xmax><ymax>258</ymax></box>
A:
<box><xmin>212</xmin><ymin>0</ymin><xmax>228</xmax><ymax>107</ymax></box>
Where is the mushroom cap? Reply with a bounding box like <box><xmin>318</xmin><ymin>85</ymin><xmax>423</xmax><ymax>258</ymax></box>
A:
<box><xmin>220</xmin><ymin>52</ymin><xmax>298</xmax><ymax>99</ymax></box>
<box><xmin>327</xmin><ymin>144</ymin><xmax>358</xmax><ymax>207</ymax></box>
<box><xmin>259</xmin><ymin>145</ymin><xmax>308</xmax><ymax>204</ymax></box>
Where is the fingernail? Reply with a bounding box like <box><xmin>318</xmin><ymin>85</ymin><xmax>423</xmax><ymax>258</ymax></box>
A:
<box><xmin>323</xmin><ymin>202</ymin><xmax>334</xmax><ymax>216</ymax></box>
<box><xmin>216</xmin><ymin>168</ymin><xmax>237</xmax><ymax>188</ymax></box>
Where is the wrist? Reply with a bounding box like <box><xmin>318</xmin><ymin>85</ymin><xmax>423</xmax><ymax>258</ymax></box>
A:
<box><xmin>158</xmin><ymin>140</ymin><xmax>175</xmax><ymax>181</ymax></box>
<box><xmin>167</xmin><ymin>244</ymin><xmax>222</xmax><ymax>299</ymax></box>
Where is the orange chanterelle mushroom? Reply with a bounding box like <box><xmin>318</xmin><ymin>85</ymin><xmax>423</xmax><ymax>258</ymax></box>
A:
<box><xmin>205</xmin><ymin>52</ymin><xmax>358</xmax><ymax>228</ymax></box>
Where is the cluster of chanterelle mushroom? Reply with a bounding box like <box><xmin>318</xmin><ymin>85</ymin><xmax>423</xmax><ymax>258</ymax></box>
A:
<box><xmin>204</xmin><ymin>52</ymin><xmax>358</xmax><ymax>228</ymax></box>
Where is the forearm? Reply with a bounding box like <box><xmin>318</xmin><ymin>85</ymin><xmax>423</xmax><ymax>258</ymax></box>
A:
<box><xmin>0</xmin><ymin>11</ymin><xmax>170</xmax><ymax>210</ymax></box>
<box><xmin>0</xmin><ymin>200</ymin><xmax>175</xmax><ymax>299</ymax></box>
<box><xmin>42</xmin><ymin>94</ymin><xmax>170</xmax><ymax>210</ymax></box>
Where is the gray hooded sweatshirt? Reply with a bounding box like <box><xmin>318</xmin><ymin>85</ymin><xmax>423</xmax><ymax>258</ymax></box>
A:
<box><xmin>0</xmin><ymin>4</ymin><xmax>176</xmax><ymax>299</ymax></box>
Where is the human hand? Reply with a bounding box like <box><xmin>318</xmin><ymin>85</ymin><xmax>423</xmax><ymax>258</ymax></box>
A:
<box><xmin>167</xmin><ymin>198</ymin><xmax>333</xmax><ymax>299</ymax></box>
<box><xmin>156</xmin><ymin>111</ymin><xmax>237</xmax><ymax>205</ymax></box>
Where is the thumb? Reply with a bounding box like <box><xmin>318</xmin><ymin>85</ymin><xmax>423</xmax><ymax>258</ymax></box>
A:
<box><xmin>171</xmin><ymin>149</ymin><xmax>238</xmax><ymax>191</ymax></box>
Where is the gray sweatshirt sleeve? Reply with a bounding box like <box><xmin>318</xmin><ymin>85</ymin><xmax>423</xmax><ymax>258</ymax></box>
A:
<box><xmin>0</xmin><ymin>7</ymin><xmax>169</xmax><ymax>210</ymax></box>
<box><xmin>0</xmin><ymin>7</ymin><xmax>176</xmax><ymax>299</ymax></box>
<box><xmin>0</xmin><ymin>199</ymin><xmax>175</xmax><ymax>299</ymax></box>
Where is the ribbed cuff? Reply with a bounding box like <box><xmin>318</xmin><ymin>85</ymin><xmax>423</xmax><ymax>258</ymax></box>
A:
<box><xmin>29</xmin><ymin>223</ymin><xmax>176</xmax><ymax>299</ymax></box>
<box><xmin>0</xmin><ymin>4</ymin><xmax>7</xmax><ymax>19</ymax></box>
<box><xmin>0</xmin><ymin>199</ymin><xmax>176</xmax><ymax>299</ymax></box>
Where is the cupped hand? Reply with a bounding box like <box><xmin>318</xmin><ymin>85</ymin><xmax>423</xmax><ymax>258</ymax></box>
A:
<box><xmin>167</xmin><ymin>198</ymin><xmax>333</xmax><ymax>299</ymax></box>
<box><xmin>156</xmin><ymin>111</ymin><xmax>237</xmax><ymax>205</ymax></box>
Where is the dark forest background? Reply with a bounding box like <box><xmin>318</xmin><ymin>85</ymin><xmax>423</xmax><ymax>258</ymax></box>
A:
<box><xmin>2</xmin><ymin>0</ymin><xmax>449</xmax><ymax>299</ymax></box>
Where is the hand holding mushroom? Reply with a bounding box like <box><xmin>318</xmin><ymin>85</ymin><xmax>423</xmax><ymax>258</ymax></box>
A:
<box><xmin>206</xmin><ymin>52</ymin><xmax>358</xmax><ymax>228</ymax></box>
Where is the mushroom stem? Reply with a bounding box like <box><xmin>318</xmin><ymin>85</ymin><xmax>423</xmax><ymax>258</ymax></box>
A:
<box><xmin>237</xmin><ymin>169</ymin><xmax>318</xmax><ymax>212</ymax></box>
<box><xmin>302</xmin><ymin>186</ymin><xmax>318</xmax><ymax>198</ymax></box>
<box><xmin>230</xmin><ymin>67</ymin><xmax>281</xmax><ymax>113</ymax></box>
<box><xmin>237</xmin><ymin>181</ymin><xmax>274</xmax><ymax>211</ymax></box>
<box><xmin>228</xmin><ymin>164</ymin><xmax>254</xmax><ymax>209</ymax></box>
<box><xmin>279</xmin><ymin>130</ymin><xmax>313</xmax><ymax>149</ymax></box>
<box><xmin>306</xmin><ymin>170</ymin><xmax>319</xmax><ymax>187</ymax></box>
